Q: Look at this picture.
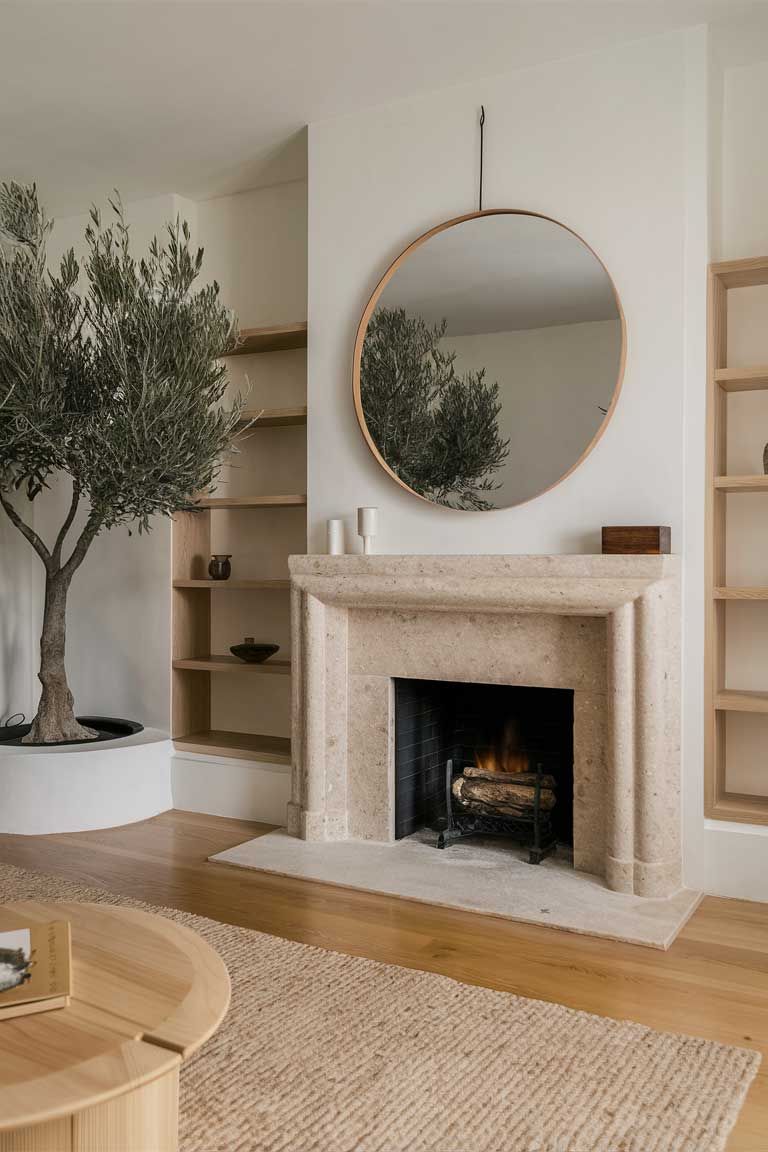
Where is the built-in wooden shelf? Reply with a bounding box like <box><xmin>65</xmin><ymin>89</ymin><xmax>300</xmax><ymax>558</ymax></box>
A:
<box><xmin>706</xmin><ymin>254</ymin><xmax>768</xmax><ymax>825</ymax></box>
<box><xmin>714</xmin><ymin>587</ymin><xmax>768</xmax><ymax>600</ymax></box>
<box><xmin>174</xmin><ymin>729</ymin><xmax>291</xmax><ymax>765</ymax></box>
<box><xmin>192</xmin><ymin>495</ymin><xmax>307</xmax><ymax>509</ymax></box>
<box><xmin>237</xmin><ymin>406</ymin><xmax>307</xmax><ymax>428</ymax></box>
<box><xmin>711</xmin><ymin>255</ymin><xmax>768</xmax><ymax>289</ymax></box>
<box><xmin>173</xmin><ymin>655</ymin><xmax>290</xmax><ymax>675</ymax></box>
<box><xmin>715</xmin><ymin>690</ymin><xmax>768</xmax><ymax>713</ymax></box>
<box><xmin>173</xmin><ymin>579</ymin><xmax>290</xmax><ymax>590</ymax></box>
<box><xmin>224</xmin><ymin>322</ymin><xmax>307</xmax><ymax>357</ymax></box>
<box><xmin>174</xmin><ymin>311</ymin><xmax>306</xmax><ymax>771</ymax></box>
<box><xmin>714</xmin><ymin>475</ymin><xmax>768</xmax><ymax>493</ymax></box>
<box><xmin>715</xmin><ymin>366</ymin><xmax>768</xmax><ymax>392</ymax></box>
<box><xmin>707</xmin><ymin>792</ymin><xmax>768</xmax><ymax>826</ymax></box>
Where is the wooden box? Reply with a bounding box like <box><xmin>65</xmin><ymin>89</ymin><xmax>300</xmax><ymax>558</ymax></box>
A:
<box><xmin>601</xmin><ymin>526</ymin><xmax>671</xmax><ymax>555</ymax></box>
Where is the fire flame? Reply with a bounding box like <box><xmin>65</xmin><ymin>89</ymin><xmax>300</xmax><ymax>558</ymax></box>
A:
<box><xmin>474</xmin><ymin>717</ymin><xmax>529</xmax><ymax>775</ymax></box>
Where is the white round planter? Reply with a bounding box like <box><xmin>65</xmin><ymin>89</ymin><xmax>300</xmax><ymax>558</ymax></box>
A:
<box><xmin>0</xmin><ymin>727</ymin><xmax>173</xmax><ymax>834</ymax></box>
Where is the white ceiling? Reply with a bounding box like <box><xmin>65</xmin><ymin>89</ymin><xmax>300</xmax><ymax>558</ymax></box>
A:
<box><xmin>1</xmin><ymin>0</ymin><xmax>767</xmax><ymax>216</ymax></box>
<box><xmin>377</xmin><ymin>213</ymin><xmax>619</xmax><ymax>333</ymax></box>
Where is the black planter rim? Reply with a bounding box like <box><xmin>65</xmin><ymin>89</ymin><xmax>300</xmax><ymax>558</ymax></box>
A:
<box><xmin>0</xmin><ymin>716</ymin><xmax>144</xmax><ymax>748</ymax></box>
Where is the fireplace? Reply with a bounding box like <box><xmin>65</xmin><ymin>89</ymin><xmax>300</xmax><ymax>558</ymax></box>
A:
<box><xmin>394</xmin><ymin>679</ymin><xmax>574</xmax><ymax>860</ymax></box>
<box><xmin>288</xmin><ymin>555</ymin><xmax>682</xmax><ymax>899</ymax></box>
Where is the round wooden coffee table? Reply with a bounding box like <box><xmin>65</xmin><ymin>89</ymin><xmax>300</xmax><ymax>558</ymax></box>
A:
<box><xmin>0</xmin><ymin>901</ymin><xmax>230</xmax><ymax>1152</ymax></box>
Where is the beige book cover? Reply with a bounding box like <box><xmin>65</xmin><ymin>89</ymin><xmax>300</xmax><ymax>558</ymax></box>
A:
<box><xmin>0</xmin><ymin>921</ymin><xmax>71</xmax><ymax>1019</ymax></box>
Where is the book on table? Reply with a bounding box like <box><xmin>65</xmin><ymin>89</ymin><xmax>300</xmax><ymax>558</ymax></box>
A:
<box><xmin>0</xmin><ymin>921</ymin><xmax>71</xmax><ymax>1019</ymax></box>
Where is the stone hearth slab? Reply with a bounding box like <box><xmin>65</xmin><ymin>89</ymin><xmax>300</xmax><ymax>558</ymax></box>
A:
<box><xmin>211</xmin><ymin>829</ymin><xmax>701</xmax><ymax>950</ymax></box>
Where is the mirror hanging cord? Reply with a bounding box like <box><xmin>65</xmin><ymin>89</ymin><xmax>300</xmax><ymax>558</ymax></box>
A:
<box><xmin>478</xmin><ymin>105</ymin><xmax>485</xmax><ymax>212</ymax></box>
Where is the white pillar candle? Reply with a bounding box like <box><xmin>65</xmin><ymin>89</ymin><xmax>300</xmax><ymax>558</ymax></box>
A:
<box><xmin>357</xmin><ymin>506</ymin><xmax>378</xmax><ymax>555</ymax></box>
<box><xmin>327</xmin><ymin>518</ymin><xmax>345</xmax><ymax>555</ymax></box>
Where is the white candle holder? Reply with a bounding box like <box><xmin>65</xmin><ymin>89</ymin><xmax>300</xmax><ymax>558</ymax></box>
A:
<box><xmin>357</xmin><ymin>507</ymin><xmax>378</xmax><ymax>555</ymax></box>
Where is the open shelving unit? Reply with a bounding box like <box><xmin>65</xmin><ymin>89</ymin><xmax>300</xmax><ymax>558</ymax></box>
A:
<box><xmin>171</xmin><ymin>323</ymin><xmax>307</xmax><ymax>766</ymax></box>
<box><xmin>705</xmin><ymin>256</ymin><xmax>768</xmax><ymax>824</ymax></box>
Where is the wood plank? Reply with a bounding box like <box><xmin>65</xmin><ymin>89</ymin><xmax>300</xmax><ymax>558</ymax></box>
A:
<box><xmin>715</xmin><ymin>587</ymin><xmax>768</xmax><ymax>600</ymax></box>
<box><xmin>711</xmin><ymin>255</ymin><xmax>768</xmax><ymax>289</ymax></box>
<box><xmin>716</xmin><ymin>366</ymin><xmax>768</xmax><ymax>391</ymax></box>
<box><xmin>708</xmin><ymin>793</ymin><xmax>768</xmax><ymax>826</ymax></box>
<box><xmin>223</xmin><ymin>322</ymin><xmax>307</xmax><ymax>357</ymax></box>
<box><xmin>172</xmin><ymin>655</ymin><xmax>290</xmax><ymax>675</ymax></box>
<box><xmin>0</xmin><ymin>812</ymin><xmax>765</xmax><ymax>1151</ymax></box>
<box><xmin>173</xmin><ymin>730</ymin><xmax>291</xmax><ymax>765</ymax></box>
<box><xmin>714</xmin><ymin>475</ymin><xmax>768</xmax><ymax>492</ymax></box>
<box><xmin>715</xmin><ymin>690</ymin><xmax>768</xmax><ymax>713</ymax></box>
<box><xmin>193</xmin><ymin>495</ymin><xmax>307</xmax><ymax>509</ymax></box>
<box><xmin>172</xmin><ymin>579</ymin><xmax>290</xmax><ymax>590</ymax></box>
<box><xmin>236</xmin><ymin>406</ymin><xmax>307</xmax><ymax>428</ymax></box>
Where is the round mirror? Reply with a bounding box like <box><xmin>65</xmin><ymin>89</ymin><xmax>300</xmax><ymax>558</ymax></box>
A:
<box><xmin>353</xmin><ymin>210</ymin><xmax>625</xmax><ymax>511</ymax></box>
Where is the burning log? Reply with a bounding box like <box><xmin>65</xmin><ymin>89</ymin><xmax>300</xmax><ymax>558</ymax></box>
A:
<box><xmin>463</xmin><ymin>765</ymin><xmax>556</xmax><ymax>789</ymax></box>
<box><xmin>452</xmin><ymin>773</ymin><xmax>555</xmax><ymax>820</ymax></box>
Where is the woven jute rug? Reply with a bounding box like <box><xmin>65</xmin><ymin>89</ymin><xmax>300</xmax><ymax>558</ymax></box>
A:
<box><xmin>0</xmin><ymin>863</ymin><xmax>759</xmax><ymax>1152</ymax></box>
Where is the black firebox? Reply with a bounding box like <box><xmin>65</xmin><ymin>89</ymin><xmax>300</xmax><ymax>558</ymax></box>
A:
<box><xmin>393</xmin><ymin>679</ymin><xmax>574</xmax><ymax>851</ymax></box>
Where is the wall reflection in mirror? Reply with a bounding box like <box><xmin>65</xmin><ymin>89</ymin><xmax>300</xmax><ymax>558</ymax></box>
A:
<box><xmin>356</xmin><ymin>212</ymin><xmax>624</xmax><ymax>510</ymax></box>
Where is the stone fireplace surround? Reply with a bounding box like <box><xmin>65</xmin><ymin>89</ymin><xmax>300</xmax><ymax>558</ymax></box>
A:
<box><xmin>287</xmin><ymin>554</ymin><xmax>681</xmax><ymax>900</ymax></box>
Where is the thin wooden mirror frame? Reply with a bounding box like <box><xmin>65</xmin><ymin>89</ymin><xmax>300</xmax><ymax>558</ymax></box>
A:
<box><xmin>352</xmin><ymin>208</ymin><xmax>627</xmax><ymax>511</ymax></box>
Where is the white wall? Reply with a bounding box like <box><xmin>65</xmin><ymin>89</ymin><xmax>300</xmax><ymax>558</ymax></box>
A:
<box><xmin>308</xmin><ymin>32</ymin><xmax>692</xmax><ymax>558</ymax></box>
<box><xmin>443</xmin><ymin>320</ymin><xmax>622</xmax><ymax>507</ymax></box>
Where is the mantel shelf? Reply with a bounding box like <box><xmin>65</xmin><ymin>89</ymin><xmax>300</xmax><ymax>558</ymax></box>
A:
<box><xmin>236</xmin><ymin>406</ymin><xmax>307</xmax><ymax>428</ymax></box>
<box><xmin>173</xmin><ymin>655</ymin><xmax>290</xmax><ymax>675</ymax></box>
<box><xmin>715</xmin><ymin>690</ymin><xmax>768</xmax><ymax>714</ymax></box>
<box><xmin>715</xmin><ymin>366</ymin><xmax>768</xmax><ymax>392</ymax></box>
<box><xmin>191</xmin><ymin>495</ymin><xmax>307</xmax><ymax>509</ymax></box>
<box><xmin>173</xmin><ymin>579</ymin><xmax>290</xmax><ymax>590</ymax></box>
<box><xmin>714</xmin><ymin>475</ymin><xmax>768</xmax><ymax>493</ymax></box>
<box><xmin>223</xmin><ymin>322</ymin><xmax>307</xmax><ymax>357</ymax></box>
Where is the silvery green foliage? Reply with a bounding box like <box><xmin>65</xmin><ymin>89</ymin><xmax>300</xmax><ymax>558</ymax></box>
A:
<box><xmin>360</xmin><ymin>306</ymin><xmax>509</xmax><ymax>511</ymax></box>
<box><xmin>0</xmin><ymin>182</ymin><xmax>242</xmax><ymax>543</ymax></box>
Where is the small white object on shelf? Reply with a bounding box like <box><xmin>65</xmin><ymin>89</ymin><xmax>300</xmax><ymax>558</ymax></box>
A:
<box><xmin>357</xmin><ymin>507</ymin><xmax>378</xmax><ymax>555</ymax></box>
<box><xmin>327</xmin><ymin>518</ymin><xmax>345</xmax><ymax>555</ymax></box>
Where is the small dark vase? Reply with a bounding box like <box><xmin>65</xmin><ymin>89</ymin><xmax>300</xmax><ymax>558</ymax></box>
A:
<box><xmin>208</xmin><ymin>554</ymin><xmax>232</xmax><ymax>581</ymax></box>
<box><xmin>230</xmin><ymin>638</ymin><xmax>279</xmax><ymax>664</ymax></box>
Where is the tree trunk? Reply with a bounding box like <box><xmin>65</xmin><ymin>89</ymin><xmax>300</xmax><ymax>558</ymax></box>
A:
<box><xmin>21</xmin><ymin>572</ymin><xmax>98</xmax><ymax>744</ymax></box>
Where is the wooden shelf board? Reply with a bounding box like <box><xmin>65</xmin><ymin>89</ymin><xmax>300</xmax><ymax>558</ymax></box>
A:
<box><xmin>705</xmin><ymin>793</ymin><xmax>768</xmax><ymax>826</ymax></box>
<box><xmin>191</xmin><ymin>495</ymin><xmax>307</xmax><ymax>509</ymax></box>
<box><xmin>714</xmin><ymin>475</ymin><xmax>768</xmax><ymax>493</ymax></box>
<box><xmin>715</xmin><ymin>690</ymin><xmax>768</xmax><ymax>713</ymax></box>
<box><xmin>173</xmin><ymin>655</ymin><xmax>290</xmax><ymax>675</ymax></box>
<box><xmin>236</xmin><ymin>406</ymin><xmax>307</xmax><ymax>428</ymax></box>
<box><xmin>223</xmin><ymin>322</ymin><xmax>307</xmax><ymax>357</ymax></box>
<box><xmin>174</xmin><ymin>729</ymin><xmax>291</xmax><ymax>765</ymax></box>
<box><xmin>714</xmin><ymin>587</ymin><xmax>768</xmax><ymax>600</ymax></box>
<box><xmin>715</xmin><ymin>365</ymin><xmax>768</xmax><ymax>391</ymax></box>
<box><xmin>711</xmin><ymin>255</ymin><xmax>768</xmax><ymax>289</ymax></box>
<box><xmin>173</xmin><ymin>579</ymin><xmax>290</xmax><ymax>590</ymax></box>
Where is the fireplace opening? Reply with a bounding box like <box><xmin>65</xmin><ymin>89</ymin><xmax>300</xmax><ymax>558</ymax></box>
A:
<box><xmin>394</xmin><ymin>679</ymin><xmax>574</xmax><ymax>861</ymax></box>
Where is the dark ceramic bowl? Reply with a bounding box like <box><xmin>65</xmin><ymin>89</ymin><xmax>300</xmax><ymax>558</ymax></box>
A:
<box><xmin>230</xmin><ymin>641</ymin><xmax>280</xmax><ymax>664</ymax></box>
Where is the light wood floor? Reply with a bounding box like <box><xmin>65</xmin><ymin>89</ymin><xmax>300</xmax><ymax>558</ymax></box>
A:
<box><xmin>0</xmin><ymin>809</ymin><xmax>765</xmax><ymax>1150</ymax></box>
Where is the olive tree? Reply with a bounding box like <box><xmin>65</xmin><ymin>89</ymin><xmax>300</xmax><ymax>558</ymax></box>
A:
<box><xmin>0</xmin><ymin>183</ymin><xmax>241</xmax><ymax>743</ymax></box>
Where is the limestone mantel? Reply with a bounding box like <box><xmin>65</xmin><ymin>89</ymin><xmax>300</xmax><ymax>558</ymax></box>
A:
<box><xmin>288</xmin><ymin>555</ymin><xmax>681</xmax><ymax>899</ymax></box>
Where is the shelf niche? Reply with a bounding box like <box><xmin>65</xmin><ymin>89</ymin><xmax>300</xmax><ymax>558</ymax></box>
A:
<box><xmin>706</xmin><ymin>256</ymin><xmax>768</xmax><ymax>825</ymax></box>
